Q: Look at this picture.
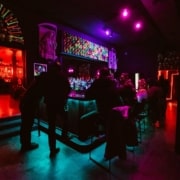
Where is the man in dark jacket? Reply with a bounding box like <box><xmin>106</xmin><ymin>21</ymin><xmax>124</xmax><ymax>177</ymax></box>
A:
<box><xmin>20</xmin><ymin>73</ymin><xmax>46</xmax><ymax>152</ymax></box>
<box><xmin>20</xmin><ymin>62</ymin><xmax>71</xmax><ymax>158</ymax></box>
<box><xmin>85</xmin><ymin>67</ymin><xmax>128</xmax><ymax>160</ymax></box>
<box><xmin>44</xmin><ymin>62</ymin><xmax>71</xmax><ymax>157</ymax></box>
<box><xmin>85</xmin><ymin>67</ymin><xmax>120</xmax><ymax>117</ymax></box>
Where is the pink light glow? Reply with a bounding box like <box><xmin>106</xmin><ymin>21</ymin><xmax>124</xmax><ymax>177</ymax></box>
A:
<box><xmin>122</xmin><ymin>8</ymin><xmax>129</xmax><ymax>17</ymax></box>
<box><xmin>121</xmin><ymin>8</ymin><xmax>130</xmax><ymax>19</ymax></box>
<box><xmin>68</xmin><ymin>68</ymin><xmax>74</xmax><ymax>73</ymax></box>
<box><xmin>134</xmin><ymin>21</ymin><xmax>143</xmax><ymax>31</ymax></box>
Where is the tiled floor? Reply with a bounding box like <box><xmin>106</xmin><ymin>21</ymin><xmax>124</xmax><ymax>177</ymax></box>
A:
<box><xmin>0</xmin><ymin>102</ymin><xmax>180</xmax><ymax>180</ymax></box>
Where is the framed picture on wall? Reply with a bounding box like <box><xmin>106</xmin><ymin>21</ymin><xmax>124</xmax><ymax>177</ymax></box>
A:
<box><xmin>38</xmin><ymin>23</ymin><xmax>57</xmax><ymax>61</ymax></box>
<box><xmin>33</xmin><ymin>63</ymin><xmax>47</xmax><ymax>77</ymax></box>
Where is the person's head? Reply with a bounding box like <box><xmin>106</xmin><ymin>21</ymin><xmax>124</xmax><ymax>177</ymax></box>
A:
<box><xmin>124</xmin><ymin>78</ymin><xmax>134</xmax><ymax>88</ymax></box>
<box><xmin>138</xmin><ymin>78</ymin><xmax>147</xmax><ymax>89</ymax></box>
<box><xmin>99</xmin><ymin>67</ymin><xmax>111</xmax><ymax>79</ymax></box>
<box><xmin>148</xmin><ymin>78</ymin><xmax>158</xmax><ymax>87</ymax></box>
<box><xmin>48</xmin><ymin>61</ymin><xmax>62</xmax><ymax>73</ymax></box>
<box><xmin>159</xmin><ymin>74</ymin><xmax>165</xmax><ymax>80</ymax></box>
<box><xmin>119</xmin><ymin>72</ymin><xmax>129</xmax><ymax>84</ymax></box>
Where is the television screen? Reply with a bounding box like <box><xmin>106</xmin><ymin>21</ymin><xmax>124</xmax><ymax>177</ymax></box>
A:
<box><xmin>34</xmin><ymin>63</ymin><xmax>47</xmax><ymax>76</ymax></box>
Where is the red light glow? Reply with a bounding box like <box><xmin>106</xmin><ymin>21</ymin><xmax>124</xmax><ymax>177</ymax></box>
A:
<box><xmin>158</xmin><ymin>70</ymin><xmax>179</xmax><ymax>101</ymax></box>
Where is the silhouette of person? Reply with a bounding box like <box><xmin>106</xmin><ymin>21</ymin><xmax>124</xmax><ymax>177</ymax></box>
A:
<box><xmin>157</xmin><ymin>74</ymin><xmax>170</xmax><ymax>125</ymax></box>
<box><xmin>11</xmin><ymin>78</ymin><xmax>26</xmax><ymax>100</ymax></box>
<box><xmin>43</xmin><ymin>62</ymin><xmax>71</xmax><ymax>157</ymax></box>
<box><xmin>79</xmin><ymin>68</ymin><xmax>120</xmax><ymax>140</ymax></box>
<box><xmin>85</xmin><ymin>67</ymin><xmax>121</xmax><ymax>126</ymax></box>
<box><xmin>19</xmin><ymin>73</ymin><xmax>46</xmax><ymax>152</ymax></box>
<box><xmin>118</xmin><ymin>77</ymin><xmax>137</xmax><ymax>107</ymax></box>
<box><xmin>147</xmin><ymin>78</ymin><xmax>164</xmax><ymax>127</ymax></box>
<box><xmin>85</xmin><ymin>67</ymin><xmax>129</xmax><ymax>160</ymax></box>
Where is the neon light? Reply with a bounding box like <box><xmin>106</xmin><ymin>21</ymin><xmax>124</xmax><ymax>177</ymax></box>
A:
<box><xmin>7</xmin><ymin>20</ymin><xmax>18</xmax><ymax>26</ymax></box>
<box><xmin>1</xmin><ymin>9</ymin><xmax>10</xmax><ymax>19</ymax></box>
<box><xmin>4</xmin><ymin>13</ymin><xmax>14</xmax><ymax>22</ymax></box>
<box><xmin>135</xmin><ymin>73</ymin><xmax>139</xmax><ymax>91</ymax></box>
<box><xmin>0</xmin><ymin>3</ymin><xmax>24</xmax><ymax>44</ymax></box>
<box><xmin>158</xmin><ymin>70</ymin><xmax>179</xmax><ymax>101</ymax></box>
<box><xmin>6</xmin><ymin>18</ymin><xmax>18</xmax><ymax>25</ymax></box>
<box><xmin>167</xmin><ymin>72</ymin><xmax>179</xmax><ymax>101</ymax></box>
<box><xmin>0</xmin><ymin>4</ymin><xmax>3</xmax><ymax>11</ymax></box>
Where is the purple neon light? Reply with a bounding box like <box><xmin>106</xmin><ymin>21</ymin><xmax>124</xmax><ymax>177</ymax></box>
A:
<box><xmin>105</xmin><ymin>29</ymin><xmax>111</xmax><ymax>36</ymax></box>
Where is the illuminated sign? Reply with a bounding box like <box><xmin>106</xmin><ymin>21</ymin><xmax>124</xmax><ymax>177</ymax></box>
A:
<box><xmin>0</xmin><ymin>3</ymin><xmax>24</xmax><ymax>45</ymax></box>
<box><xmin>62</xmin><ymin>32</ymin><xmax>108</xmax><ymax>62</ymax></box>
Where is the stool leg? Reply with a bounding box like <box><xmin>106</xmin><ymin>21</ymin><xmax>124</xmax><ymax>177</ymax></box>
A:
<box><xmin>137</xmin><ymin>120</ymin><xmax>142</xmax><ymax>143</ymax></box>
<box><xmin>37</xmin><ymin>118</ymin><xmax>40</xmax><ymax>136</ymax></box>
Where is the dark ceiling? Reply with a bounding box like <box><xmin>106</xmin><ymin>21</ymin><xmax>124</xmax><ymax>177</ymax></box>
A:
<box><xmin>2</xmin><ymin>0</ymin><xmax>180</xmax><ymax>49</ymax></box>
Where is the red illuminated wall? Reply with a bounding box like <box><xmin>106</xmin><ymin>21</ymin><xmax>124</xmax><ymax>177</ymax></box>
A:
<box><xmin>158</xmin><ymin>70</ymin><xmax>179</xmax><ymax>101</ymax></box>
<box><xmin>0</xmin><ymin>46</ymin><xmax>24</xmax><ymax>82</ymax></box>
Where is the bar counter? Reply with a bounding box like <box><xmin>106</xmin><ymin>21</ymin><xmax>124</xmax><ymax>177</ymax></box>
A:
<box><xmin>67</xmin><ymin>92</ymin><xmax>97</xmax><ymax>135</ymax></box>
<box><xmin>38</xmin><ymin>91</ymin><xmax>97</xmax><ymax>136</ymax></box>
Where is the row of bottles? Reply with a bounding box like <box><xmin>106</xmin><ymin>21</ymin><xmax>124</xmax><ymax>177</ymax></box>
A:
<box><xmin>157</xmin><ymin>51</ymin><xmax>180</xmax><ymax>70</ymax></box>
<box><xmin>68</xmin><ymin>77</ymin><xmax>94</xmax><ymax>91</ymax></box>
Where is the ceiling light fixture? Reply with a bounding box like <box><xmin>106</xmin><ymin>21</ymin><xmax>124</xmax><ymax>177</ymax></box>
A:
<box><xmin>120</xmin><ymin>8</ymin><xmax>130</xmax><ymax>20</ymax></box>
<box><xmin>134</xmin><ymin>21</ymin><xmax>143</xmax><ymax>31</ymax></box>
<box><xmin>122</xmin><ymin>8</ymin><xmax>129</xmax><ymax>18</ymax></box>
<box><xmin>105</xmin><ymin>28</ymin><xmax>113</xmax><ymax>37</ymax></box>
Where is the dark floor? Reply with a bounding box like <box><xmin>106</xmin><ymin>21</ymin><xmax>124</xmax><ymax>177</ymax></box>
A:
<box><xmin>0</xmin><ymin>101</ymin><xmax>180</xmax><ymax>180</ymax></box>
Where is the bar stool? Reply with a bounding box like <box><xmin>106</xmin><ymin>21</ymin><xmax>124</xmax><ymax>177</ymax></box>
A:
<box><xmin>89</xmin><ymin>106</ymin><xmax>138</xmax><ymax>179</ymax></box>
<box><xmin>135</xmin><ymin>101</ymin><xmax>148</xmax><ymax>143</ymax></box>
<box><xmin>34</xmin><ymin>118</ymin><xmax>41</xmax><ymax>136</ymax></box>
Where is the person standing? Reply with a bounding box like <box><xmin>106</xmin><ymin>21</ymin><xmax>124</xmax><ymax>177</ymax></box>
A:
<box><xmin>147</xmin><ymin>78</ymin><xmax>164</xmax><ymax>127</ymax></box>
<box><xmin>19</xmin><ymin>73</ymin><xmax>46</xmax><ymax>152</ymax></box>
<box><xmin>44</xmin><ymin>62</ymin><xmax>71</xmax><ymax>158</ymax></box>
<box><xmin>157</xmin><ymin>74</ymin><xmax>170</xmax><ymax>126</ymax></box>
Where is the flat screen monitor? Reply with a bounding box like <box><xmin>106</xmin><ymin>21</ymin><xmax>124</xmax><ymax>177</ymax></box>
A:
<box><xmin>34</xmin><ymin>63</ymin><xmax>47</xmax><ymax>76</ymax></box>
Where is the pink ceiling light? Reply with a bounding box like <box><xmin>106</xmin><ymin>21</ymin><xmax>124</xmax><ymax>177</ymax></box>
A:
<box><xmin>121</xmin><ymin>8</ymin><xmax>130</xmax><ymax>19</ymax></box>
<box><xmin>134</xmin><ymin>21</ymin><xmax>143</xmax><ymax>31</ymax></box>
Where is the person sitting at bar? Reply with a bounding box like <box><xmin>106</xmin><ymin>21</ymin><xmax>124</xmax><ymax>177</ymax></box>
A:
<box><xmin>136</xmin><ymin>78</ymin><xmax>148</xmax><ymax>104</ymax></box>
<box><xmin>118</xmin><ymin>74</ymin><xmax>137</xmax><ymax>106</ymax></box>
<box><xmin>79</xmin><ymin>67</ymin><xmax>120</xmax><ymax>141</ymax></box>
<box><xmin>84</xmin><ymin>68</ymin><xmax>137</xmax><ymax>160</ymax></box>
<box><xmin>85</xmin><ymin>67</ymin><xmax>121</xmax><ymax>129</ymax></box>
